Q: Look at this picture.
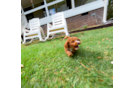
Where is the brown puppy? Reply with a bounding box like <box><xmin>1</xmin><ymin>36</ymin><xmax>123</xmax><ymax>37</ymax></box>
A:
<box><xmin>64</xmin><ymin>36</ymin><xmax>81</xmax><ymax>57</ymax></box>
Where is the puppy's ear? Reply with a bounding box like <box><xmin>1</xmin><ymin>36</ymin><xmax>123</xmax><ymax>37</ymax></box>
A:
<box><xmin>64</xmin><ymin>40</ymin><xmax>69</xmax><ymax>48</ymax></box>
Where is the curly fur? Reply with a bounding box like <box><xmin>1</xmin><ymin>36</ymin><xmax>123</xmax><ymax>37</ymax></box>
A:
<box><xmin>64</xmin><ymin>36</ymin><xmax>81</xmax><ymax>57</ymax></box>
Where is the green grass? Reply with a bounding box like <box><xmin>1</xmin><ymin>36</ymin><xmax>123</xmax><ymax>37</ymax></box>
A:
<box><xmin>21</xmin><ymin>26</ymin><xmax>113</xmax><ymax>88</ymax></box>
<box><xmin>83</xmin><ymin>25</ymin><xmax>88</xmax><ymax>29</ymax></box>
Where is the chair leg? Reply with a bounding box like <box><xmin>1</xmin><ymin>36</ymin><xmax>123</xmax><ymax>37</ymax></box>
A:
<box><xmin>23</xmin><ymin>39</ymin><xmax>26</xmax><ymax>44</ymax></box>
<box><xmin>65</xmin><ymin>31</ymin><xmax>70</xmax><ymax>36</ymax></box>
<box><xmin>39</xmin><ymin>35</ymin><xmax>43</xmax><ymax>41</ymax></box>
<box><xmin>38</xmin><ymin>31</ymin><xmax>43</xmax><ymax>41</ymax></box>
<box><xmin>46</xmin><ymin>28</ymin><xmax>49</xmax><ymax>40</ymax></box>
<box><xmin>64</xmin><ymin>26</ymin><xmax>70</xmax><ymax>36</ymax></box>
<box><xmin>22</xmin><ymin>34</ymin><xmax>26</xmax><ymax>44</ymax></box>
<box><xmin>46</xmin><ymin>33</ymin><xmax>49</xmax><ymax>40</ymax></box>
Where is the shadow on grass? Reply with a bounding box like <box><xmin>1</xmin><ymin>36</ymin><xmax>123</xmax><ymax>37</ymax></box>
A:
<box><xmin>70</xmin><ymin>47</ymin><xmax>104</xmax><ymax>63</ymax></box>
<box><xmin>67</xmin><ymin>48</ymin><xmax>107</xmax><ymax>77</ymax></box>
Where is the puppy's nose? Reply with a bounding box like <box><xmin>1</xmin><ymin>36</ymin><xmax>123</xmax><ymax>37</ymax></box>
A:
<box><xmin>77</xmin><ymin>42</ymin><xmax>80</xmax><ymax>44</ymax></box>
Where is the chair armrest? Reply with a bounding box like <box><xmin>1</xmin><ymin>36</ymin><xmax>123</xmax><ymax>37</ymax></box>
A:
<box><xmin>39</xmin><ymin>26</ymin><xmax>44</xmax><ymax>32</ymax></box>
<box><xmin>39</xmin><ymin>27</ymin><xmax>43</xmax><ymax>30</ymax></box>
<box><xmin>47</xmin><ymin>23</ymin><xmax>53</xmax><ymax>28</ymax></box>
<box><xmin>26</xmin><ymin>29</ymin><xmax>30</xmax><ymax>32</ymax></box>
<box><xmin>22</xmin><ymin>28</ymin><xmax>30</xmax><ymax>33</ymax></box>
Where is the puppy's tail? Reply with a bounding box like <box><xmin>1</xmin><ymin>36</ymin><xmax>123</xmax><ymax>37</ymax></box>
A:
<box><xmin>63</xmin><ymin>36</ymin><xmax>70</xmax><ymax>40</ymax></box>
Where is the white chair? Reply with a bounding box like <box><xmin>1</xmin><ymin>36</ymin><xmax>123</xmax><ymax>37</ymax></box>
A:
<box><xmin>46</xmin><ymin>12</ymin><xmax>69</xmax><ymax>39</ymax></box>
<box><xmin>22</xmin><ymin>18</ymin><xmax>46</xmax><ymax>44</ymax></box>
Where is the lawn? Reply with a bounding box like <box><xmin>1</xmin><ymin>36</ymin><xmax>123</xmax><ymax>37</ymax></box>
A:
<box><xmin>21</xmin><ymin>26</ymin><xmax>113</xmax><ymax>88</ymax></box>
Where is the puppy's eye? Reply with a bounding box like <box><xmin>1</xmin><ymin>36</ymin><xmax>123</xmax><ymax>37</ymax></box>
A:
<box><xmin>72</xmin><ymin>41</ymin><xmax>74</xmax><ymax>43</ymax></box>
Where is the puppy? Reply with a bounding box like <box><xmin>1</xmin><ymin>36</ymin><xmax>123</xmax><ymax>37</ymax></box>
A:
<box><xmin>64</xmin><ymin>36</ymin><xmax>81</xmax><ymax>57</ymax></box>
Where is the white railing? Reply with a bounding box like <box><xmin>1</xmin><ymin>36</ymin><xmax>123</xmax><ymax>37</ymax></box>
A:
<box><xmin>21</xmin><ymin>0</ymin><xmax>104</xmax><ymax>27</ymax></box>
<box><xmin>40</xmin><ymin>1</ymin><xmax>104</xmax><ymax>25</ymax></box>
<box><xmin>23</xmin><ymin>0</ymin><xmax>64</xmax><ymax>15</ymax></box>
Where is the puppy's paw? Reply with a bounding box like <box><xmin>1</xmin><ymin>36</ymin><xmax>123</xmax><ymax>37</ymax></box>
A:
<box><xmin>68</xmin><ymin>52</ymin><xmax>73</xmax><ymax>57</ymax></box>
<box><xmin>72</xmin><ymin>50</ymin><xmax>76</xmax><ymax>53</ymax></box>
